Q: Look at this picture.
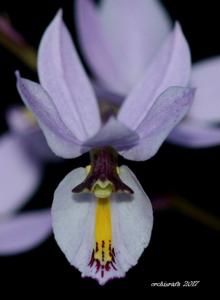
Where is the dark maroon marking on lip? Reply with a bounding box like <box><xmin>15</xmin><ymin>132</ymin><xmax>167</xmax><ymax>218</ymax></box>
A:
<box><xmin>96</xmin><ymin>242</ymin><xmax>99</xmax><ymax>253</ymax></box>
<box><xmin>88</xmin><ymin>242</ymin><xmax>117</xmax><ymax>277</ymax></box>
<box><xmin>88</xmin><ymin>250</ymin><xmax>95</xmax><ymax>268</ymax></box>
<box><xmin>72</xmin><ymin>147</ymin><xmax>133</xmax><ymax>194</ymax></box>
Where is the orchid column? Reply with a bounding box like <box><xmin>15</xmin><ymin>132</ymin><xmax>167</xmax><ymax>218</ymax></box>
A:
<box><xmin>16</xmin><ymin>10</ymin><xmax>194</xmax><ymax>285</ymax></box>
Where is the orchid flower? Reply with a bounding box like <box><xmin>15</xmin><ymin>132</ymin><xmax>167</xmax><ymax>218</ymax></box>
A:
<box><xmin>0</xmin><ymin>106</ymin><xmax>52</xmax><ymax>255</ymax></box>
<box><xmin>16</xmin><ymin>10</ymin><xmax>194</xmax><ymax>285</ymax></box>
<box><xmin>76</xmin><ymin>0</ymin><xmax>220</xmax><ymax>148</ymax></box>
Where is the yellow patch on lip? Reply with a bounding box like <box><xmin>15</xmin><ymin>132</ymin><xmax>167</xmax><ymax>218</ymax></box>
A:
<box><xmin>85</xmin><ymin>166</ymin><xmax>114</xmax><ymax>265</ymax></box>
<box><xmin>85</xmin><ymin>165</ymin><xmax>117</xmax><ymax>276</ymax></box>
<box><xmin>94</xmin><ymin>198</ymin><xmax>113</xmax><ymax>263</ymax></box>
<box><xmin>88</xmin><ymin>197</ymin><xmax>117</xmax><ymax>277</ymax></box>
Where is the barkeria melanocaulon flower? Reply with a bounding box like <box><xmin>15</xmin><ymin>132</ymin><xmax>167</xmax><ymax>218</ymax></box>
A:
<box><xmin>16</xmin><ymin>10</ymin><xmax>195</xmax><ymax>285</ymax></box>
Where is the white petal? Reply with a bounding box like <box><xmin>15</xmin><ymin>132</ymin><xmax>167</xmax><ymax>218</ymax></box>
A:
<box><xmin>82</xmin><ymin>165</ymin><xmax>153</xmax><ymax>285</ymax></box>
<box><xmin>111</xmin><ymin>166</ymin><xmax>153</xmax><ymax>275</ymax></box>
<box><xmin>52</xmin><ymin>166</ymin><xmax>153</xmax><ymax>285</ymax></box>
<box><xmin>51</xmin><ymin>168</ymin><xmax>96</xmax><ymax>274</ymax></box>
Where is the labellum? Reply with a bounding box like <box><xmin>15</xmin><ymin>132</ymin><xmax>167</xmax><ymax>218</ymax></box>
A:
<box><xmin>72</xmin><ymin>147</ymin><xmax>133</xmax><ymax>278</ymax></box>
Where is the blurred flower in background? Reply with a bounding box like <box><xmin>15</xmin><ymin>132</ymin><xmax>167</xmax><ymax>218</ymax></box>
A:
<box><xmin>0</xmin><ymin>106</ymin><xmax>52</xmax><ymax>255</ymax></box>
<box><xmin>75</xmin><ymin>0</ymin><xmax>220</xmax><ymax>148</ymax></box>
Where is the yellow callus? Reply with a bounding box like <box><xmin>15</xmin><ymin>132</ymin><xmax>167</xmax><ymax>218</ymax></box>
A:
<box><xmin>85</xmin><ymin>165</ymin><xmax>120</xmax><ymax>199</ymax></box>
<box><xmin>94</xmin><ymin>198</ymin><xmax>113</xmax><ymax>264</ymax></box>
<box><xmin>85</xmin><ymin>165</ymin><xmax>115</xmax><ymax>268</ymax></box>
<box><xmin>92</xmin><ymin>180</ymin><xmax>114</xmax><ymax>199</ymax></box>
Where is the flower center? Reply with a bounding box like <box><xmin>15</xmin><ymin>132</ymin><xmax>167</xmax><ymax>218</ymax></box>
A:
<box><xmin>92</xmin><ymin>180</ymin><xmax>114</xmax><ymax>199</ymax></box>
<box><xmin>72</xmin><ymin>146</ymin><xmax>133</xmax><ymax>195</ymax></box>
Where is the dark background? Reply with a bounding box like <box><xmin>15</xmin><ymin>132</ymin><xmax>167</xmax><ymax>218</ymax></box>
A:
<box><xmin>0</xmin><ymin>0</ymin><xmax>219</xmax><ymax>292</ymax></box>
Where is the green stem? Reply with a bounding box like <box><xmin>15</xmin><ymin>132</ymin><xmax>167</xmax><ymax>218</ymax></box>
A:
<box><xmin>170</xmin><ymin>196</ymin><xmax>220</xmax><ymax>231</ymax></box>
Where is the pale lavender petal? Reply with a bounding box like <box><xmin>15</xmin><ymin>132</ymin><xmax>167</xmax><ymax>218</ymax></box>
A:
<box><xmin>121</xmin><ymin>87</ymin><xmax>195</xmax><ymax>161</ymax></box>
<box><xmin>98</xmin><ymin>0</ymin><xmax>172</xmax><ymax>92</ymax></box>
<box><xmin>189</xmin><ymin>57</ymin><xmax>220</xmax><ymax>123</ymax></box>
<box><xmin>93</xmin><ymin>82</ymin><xmax>124</xmax><ymax>106</ymax></box>
<box><xmin>118</xmin><ymin>23</ymin><xmax>191</xmax><ymax>130</ymax></box>
<box><xmin>0</xmin><ymin>210</ymin><xmax>51</xmax><ymax>255</ymax></box>
<box><xmin>83</xmin><ymin>117</ymin><xmax>139</xmax><ymax>151</ymax></box>
<box><xmin>0</xmin><ymin>134</ymin><xmax>42</xmax><ymax>215</ymax></box>
<box><xmin>76</xmin><ymin>0</ymin><xmax>126</xmax><ymax>95</ymax></box>
<box><xmin>38</xmin><ymin>10</ymin><xmax>101</xmax><ymax>140</ymax></box>
<box><xmin>16</xmin><ymin>72</ymin><xmax>83</xmax><ymax>158</ymax></box>
<box><xmin>16</xmin><ymin>72</ymin><xmax>75</xmax><ymax>140</ymax></box>
<box><xmin>168</xmin><ymin>119</ymin><xmax>220</xmax><ymax>147</ymax></box>
<box><xmin>76</xmin><ymin>0</ymin><xmax>171</xmax><ymax>95</ymax></box>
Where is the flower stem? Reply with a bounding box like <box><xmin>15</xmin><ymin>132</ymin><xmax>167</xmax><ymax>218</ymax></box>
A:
<box><xmin>153</xmin><ymin>195</ymin><xmax>220</xmax><ymax>231</ymax></box>
<box><xmin>0</xmin><ymin>16</ymin><xmax>36</xmax><ymax>71</ymax></box>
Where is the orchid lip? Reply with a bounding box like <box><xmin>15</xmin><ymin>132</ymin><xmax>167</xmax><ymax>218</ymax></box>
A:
<box><xmin>71</xmin><ymin>147</ymin><xmax>134</xmax><ymax>280</ymax></box>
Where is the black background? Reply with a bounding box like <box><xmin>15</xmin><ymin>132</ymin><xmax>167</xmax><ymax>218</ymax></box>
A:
<box><xmin>0</xmin><ymin>0</ymin><xmax>219</xmax><ymax>292</ymax></box>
